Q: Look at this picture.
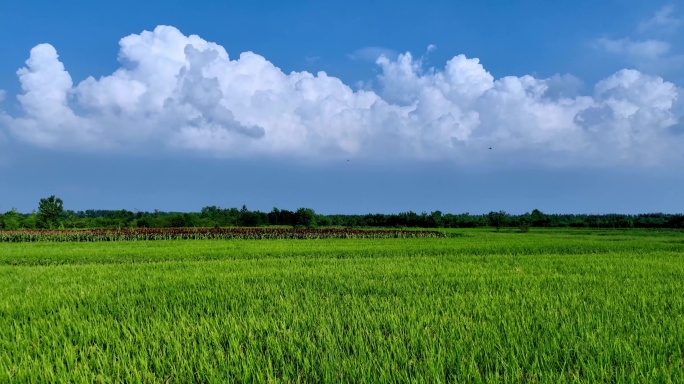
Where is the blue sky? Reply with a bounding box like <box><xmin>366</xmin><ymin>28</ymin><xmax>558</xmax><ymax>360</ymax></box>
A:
<box><xmin>1</xmin><ymin>0</ymin><xmax>683</xmax><ymax>214</ymax></box>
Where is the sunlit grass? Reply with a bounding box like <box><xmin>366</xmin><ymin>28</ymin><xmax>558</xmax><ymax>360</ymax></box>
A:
<box><xmin>1</xmin><ymin>229</ymin><xmax>683</xmax><ymax>382</ymax></box>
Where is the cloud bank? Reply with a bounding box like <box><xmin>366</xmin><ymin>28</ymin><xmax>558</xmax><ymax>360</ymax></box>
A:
<box><xmin>0</xmin><ymin>25</ymin><xmax>682</xmax><ymax>166</ymax></box>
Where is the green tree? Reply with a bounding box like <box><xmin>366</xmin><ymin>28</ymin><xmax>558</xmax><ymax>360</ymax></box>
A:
<box><xmin>21</xmin><ymin>213</ymin><xmax>38</xmax><ymax>229</ymax></box>
<box><xmin>2</xmin><ymin>208</ymin><xmax>22</xmax><ymax>230</ymax></box>
<box><xmin>488</xmin><ymin>210</ymin><xmax>508</xmax><ymax>231</ymax></box>
<box><xmin>38</xmin><ymin>195</ymin><xmax>64</xmax><ymax>229</ymax></box>
<box><xmin>530</xmin><ymin>209</ymin><xmax>549</xmax><ymax>227</ymax></box>
<box><xmin>238</xmin><ymin>205</ymin><xmax>263</xmax><ymax>227</ymax></box>
<box><xmin>268</xmin><ymin>207</ymin><xmax>281</xmax><ymax>226</ymax></box>
<box><xmin>518</xmin><ymin>213</ymin><xmax>531</xmax><ymax>233</ymax></box>
<box><xmin>294</xmin><ymin>208</ymin><xmax>317</xmax><ymax>228</ymax></box>
<box><xmin>316</xmin><ymin>214</ymin><xmax>333</xmax><ymax>227</ymax></box>
<box><xmin>428</xmin><ymin>210</ymin><xmax>443</xmax><ymax>228</ymax></box>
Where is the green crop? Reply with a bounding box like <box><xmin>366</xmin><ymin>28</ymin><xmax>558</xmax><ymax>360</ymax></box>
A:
<box><xmin>0</xmin><ymin>228</ymin><xmax>445</xmax><ymax>243</ymax></box>
<box><xmin>1</xmin><ymin>229</ymin><xmax>683</xmax><ymax>382</ymax></box>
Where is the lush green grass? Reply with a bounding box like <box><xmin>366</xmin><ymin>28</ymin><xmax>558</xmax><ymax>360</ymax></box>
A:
<box><xmin>3</xmin><ymin>228</ymin><xmax>684</xmax><ymax>266</ymax></box>
<box><xmin>1</xmin><ymin>229</ymin><xmax>684</xmax><ymax>382</ymax></box>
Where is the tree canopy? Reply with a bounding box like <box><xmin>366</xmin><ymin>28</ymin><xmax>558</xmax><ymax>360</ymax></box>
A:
<box><xmin>37</xmin><ymin>195</ymin><xmax>64</xmax><ymax>229</ymax></box>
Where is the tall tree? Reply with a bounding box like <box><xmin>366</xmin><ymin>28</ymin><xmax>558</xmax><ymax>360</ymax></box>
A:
<box><xmin>1</xmin><ymin>208</ymin><xmax>21</xmax><ymax>230</ymax></box>
<box><xmin>294</xmin><ymin>208</ymin><xmax>317</xmax><ymax>228</ymax></box>
<box><xmin>38</xmin><ymin>195</ymin><xmax>64</xmax><ymax>229</ymax></box>
<box><xmin>488</xmin><ymin>210</ymin><xmax>508</xmax><ymax>231</ymax></box>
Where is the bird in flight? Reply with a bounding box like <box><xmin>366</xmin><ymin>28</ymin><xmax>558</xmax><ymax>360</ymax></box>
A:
<box><xmin>488</xmin><ymin>147</ymin><xmax>492</xmax><ymax>150</ymax></box>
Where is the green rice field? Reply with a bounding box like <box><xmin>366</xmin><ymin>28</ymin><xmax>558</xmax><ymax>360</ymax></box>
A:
<box><xmin>1</xmin><ymin>228</ymin><xmax>683</xmax><ymax>382</ymax></box>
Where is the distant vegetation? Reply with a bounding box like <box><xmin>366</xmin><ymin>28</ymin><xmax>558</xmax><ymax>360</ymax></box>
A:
<box><xmin>1</xmin><ymin>195</ymin><xmax>683</xmax><ymax>230</ymax></box>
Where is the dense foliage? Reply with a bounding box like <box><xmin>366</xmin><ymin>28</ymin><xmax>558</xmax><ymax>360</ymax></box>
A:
<box><xmin>37</xmin><ymin>195</ymin><xmax>64</xmax><ymax>229</ymax></box>
<box><xmin>2</xmin><ymin>203</ymin><xmax>684</xmax><ymax>230</ymax></box>
<box><xmin>2</xmin><ymin>229</ymin><xmax>683</xmax><ymax>381</ymax></box>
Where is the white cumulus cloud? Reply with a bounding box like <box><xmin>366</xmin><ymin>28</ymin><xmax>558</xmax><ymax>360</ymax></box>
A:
<box><xmin>0</xmin><ymin>25</ymin><xmax>682</xmax><ymax>166</ymax></box>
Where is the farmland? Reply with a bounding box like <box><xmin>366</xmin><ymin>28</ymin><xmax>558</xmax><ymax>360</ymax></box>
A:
<box><xmin>0</xmin><ymin>227</ymin><xmax>445</xmax><ymax>243</ymax></box>
<box><xmin>1</xmin><ymin>228</ymin><xmax>684</xmax><ymax>382</ymax></box>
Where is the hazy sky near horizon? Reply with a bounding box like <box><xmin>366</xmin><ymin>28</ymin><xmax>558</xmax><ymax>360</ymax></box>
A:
<box><xmin>1</xmin><ymin>0</ymin><xmax>683</xmax><ymax>214</ymax></box>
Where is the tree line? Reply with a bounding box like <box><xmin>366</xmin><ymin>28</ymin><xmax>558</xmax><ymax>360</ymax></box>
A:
<box><xmin>1</xmin><ymin>196</ymin><xmax>683</xmax><ymax>230</ymax></box>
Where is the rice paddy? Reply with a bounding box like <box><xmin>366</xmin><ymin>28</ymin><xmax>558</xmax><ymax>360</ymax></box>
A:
<box><xmin>1</xmin><ymin>228</ymin><xmax>683</xmax><ymax>382</ymax></box>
